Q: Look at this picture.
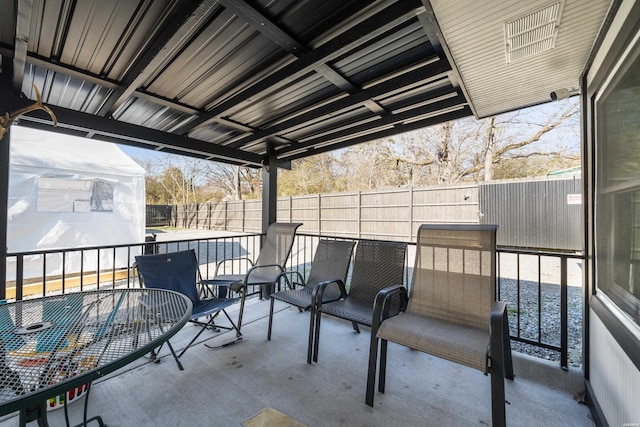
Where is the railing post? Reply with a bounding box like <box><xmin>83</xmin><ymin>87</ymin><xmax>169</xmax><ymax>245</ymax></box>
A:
<box><xmin>224</xmin><ymin>201</ymin><xmax>228</xmax><ymax>231</ymax></box>
<box><xmin>16</xmin><ymin>255</ymin><xmax>24</xmax><ymax>301</ymax></box>
<box><xmin>560</xmin><ymin>256</ymin><xmax>568</xmax><ymax>370</ymax></box>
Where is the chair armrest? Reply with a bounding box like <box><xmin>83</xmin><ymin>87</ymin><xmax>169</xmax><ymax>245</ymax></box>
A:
<box><xmin>311</xmin><ymin>279</ymin><xmax>347</xmax><ymax>309</ymax></box>
<box><xmin>215</xmin><ymin>257</ymin><xmax>254</xmax><ymax>276</ymax></box>
<box><xmin>274</xmin><ymin>270</ymin><xmax>306</xmax><ymax>290</ymax></box>
<box><xmin>229</xmin><ymin>264</ymin><xmax>285</xmax><ymax>293</ymax></box>
<box><xmin>490</xmin><ymin>301</ymin><xmax>514</xmax><ymax>380</ymax></box>
<box><xmin>371</xmin><ymin>284</ymin><xmax>407</xmax><ymax>335</ymax></box>
<box><xmin>198</xmin><ymin>279</ymin><xmax>230</xmax><ymax>298</ymax></box>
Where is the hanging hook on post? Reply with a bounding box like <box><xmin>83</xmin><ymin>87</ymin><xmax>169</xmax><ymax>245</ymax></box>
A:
<box><xmin>0</xmin><ymin>84</ymin><xmax>58</xmax><ymax>140</ymax></box>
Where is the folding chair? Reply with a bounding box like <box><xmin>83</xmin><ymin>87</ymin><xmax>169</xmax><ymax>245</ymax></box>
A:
<box><xmin>267</xmin><ymin>239</ymin><xmax>355</xmax><ymax>363</ymax></box>
<box><xmin>135</xmin><ymin>249</ymin><xmax>240</xmax><ymax>370</ymax></box>
<box><xmin>213</xmin><ymin>222</ymin><xmax>302</xmax><ymax>333</ymax></box>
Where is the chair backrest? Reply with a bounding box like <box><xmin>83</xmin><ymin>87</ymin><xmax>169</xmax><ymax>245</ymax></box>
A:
<box><xmin>408</xmin><ymin>224</ymin><xmax>497</xmax><ymax>330</ymax></box>
<box><xmin>253</xmin><ymin>223</ymin><xmax>302</xmax><ymax>278</ymax></box>
<box><xmin>304</xmin><ymin>240</ymin><xmax>355</xmax><ymax>290</ymax></box>
<box><xmin>255</xmin><ymin>223</ymin><xmax>302</xmax><ymax>266</ymax></box>
<box><xmin>347</xmin><ymin>240</ymin><xmax>407</xmax><ymax>305</ymax></box>
<box><xmin>135</xmin><ymin>250</ymin><xmax>200</xmax><ymax>305</ymax></box>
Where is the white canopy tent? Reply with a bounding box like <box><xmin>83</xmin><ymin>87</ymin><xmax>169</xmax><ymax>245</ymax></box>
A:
<box><xmin>7</xmin><ymin>126</ymin><xmax>145</xmax><ymax>280</ymax></box>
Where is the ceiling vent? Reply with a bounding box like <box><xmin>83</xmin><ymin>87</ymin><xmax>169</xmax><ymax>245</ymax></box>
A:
<box><xmin>504</xmin><ymin>1</ymin><xmax>564</xmax><ymax>64</ymax></box>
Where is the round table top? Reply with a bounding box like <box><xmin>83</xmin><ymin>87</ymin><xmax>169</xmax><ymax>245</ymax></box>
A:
<box><xmin>0</xmin><ymin>288</ymin><xmax>192</xmax><ymax>415</ymax></box>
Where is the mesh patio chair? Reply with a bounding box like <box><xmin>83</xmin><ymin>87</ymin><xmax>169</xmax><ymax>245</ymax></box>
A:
<box><xmin>310</xmin><ymin>240</ymin><xmax>407</xmax><ymax>363</ymax></box>
<box><xmin>135</xmin><ymin>249</ymin><xmax>240</xmax><ymax>370</ymax></box>
<box><xmin>365</xmin><ymin>224</ymin><xmax>514</xmax><ymax>427</ymax></box>
<box><xmin>267</xmin><ymin>239</ymin><xmax>355</xmax><ymax>363</ymax></box>
<box><xmin>213</xmin><ymin>222</ymin><xmax>302</xmax><ymax>333</ymax></box>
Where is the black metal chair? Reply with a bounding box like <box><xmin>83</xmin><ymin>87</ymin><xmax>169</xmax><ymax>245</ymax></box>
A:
<box><xmin>365</xmin><ymin>224</ymin><xmax>513</xmax><ymax>427</ymax></box>
<box><xmin>310</xmin><ymin>240</ymin><xmax>407</xmax><ymax>363</ymax></box>
<box><xmin>135</xmin><ymin>249</ymin><xmax>240</xmax><ymax>370</ymax></box>
<box><xmin>267</xmin><ymin>239</ymin><xmax>355</xmax><ymax>363</ymax></box>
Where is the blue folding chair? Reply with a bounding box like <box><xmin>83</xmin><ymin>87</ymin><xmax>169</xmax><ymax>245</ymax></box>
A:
<box><xmin>135</xmin><ymin>249</ymin><xmax>241</xmax><ymax>370</ymax></box>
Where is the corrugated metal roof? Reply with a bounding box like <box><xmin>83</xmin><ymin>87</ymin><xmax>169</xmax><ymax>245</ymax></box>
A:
<box><xmin>0</xmin><ymin>0</ymin><xmax>613</xmax><ymax>167</ymax></box>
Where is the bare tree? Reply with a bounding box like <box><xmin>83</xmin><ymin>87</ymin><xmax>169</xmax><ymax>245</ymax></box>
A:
<box><xmin>201</xmin><ymin>163</ymin><xmax>262</xmax><ymax>201</ymax></box>
<box><xmin>387</xmin><ymin>99</ymin><xmax>580</xmax><ymax>184</ymax></box>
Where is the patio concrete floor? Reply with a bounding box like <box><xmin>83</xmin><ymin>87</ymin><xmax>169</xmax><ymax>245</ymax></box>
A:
<box><xmin>1</xmin><ymin>297</ymin><xmax>593</xmax><ymax>427</ymax></box>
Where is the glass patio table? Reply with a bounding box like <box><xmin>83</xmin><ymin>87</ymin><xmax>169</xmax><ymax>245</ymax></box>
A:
<box><xmin>0</xmin><ymin>288</ymin><xmax>192</xmax><ymax>426</ymax></box>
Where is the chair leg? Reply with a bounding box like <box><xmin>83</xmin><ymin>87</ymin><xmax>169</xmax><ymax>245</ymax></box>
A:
<box><xmin>165</xmin><ymin>340</ymin><xmax>184</xmax><ymax>371</ymax></box>
<box><xmin>352</xmin><ymin>321</ymin><xmax>360</xmax><ymax>333</ymax></box>
<box><xmin>179</xmin><ymin>319</ymin><xmax>213</xmax><ymax>357</ymax></box>
<box><xmin>237</xmin><ymin>290</ymin><xmax>246</xmax><ymax>333</ymax></box>
<box><xmin>490</xmin><ymin>369</ymin><xmax>506</xmax><ymax>427</ymax></box>
<box><xmin>490</xmin><ymin>314</ymin><xmax>508</xmax><ymax>427</ymax></box>
<box><xmin>268</xmin><ymin>297</ymin><xmax>275</xmax><ymax>341</ymax></box>
<box><xmin>312</xmin><ymin>310</ymin><xmax>322</xmax><ymax>363</ymax></box>
<box><xmin>222</xmin><ymin>308</ymin><xmax>243</xmax><ymax>339</ymax></box>
<box><xmin>204</xmin><ymin>309</ymin><xmax>243</xmax><ymax>349</ymax></box>
<box><xmin>379</xmin><ymin>339</ymin><xmax>388</xmax><ymax>393</ymax></box>
<box><xmin>307</xmin><ymin>306</ymin><xmax>316</xmax><ymax>364</ymax></box>
<box><xmin>365</xmin><ymin>333</ymin><xmax>379</xmax><ymax>407</ymax></box>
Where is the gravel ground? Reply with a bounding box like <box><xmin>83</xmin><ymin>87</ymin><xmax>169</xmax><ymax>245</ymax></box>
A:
<box><xmin>499</xmin><ymin>278</ymin><xmax>583</xmax><ymax>368</ymax></box>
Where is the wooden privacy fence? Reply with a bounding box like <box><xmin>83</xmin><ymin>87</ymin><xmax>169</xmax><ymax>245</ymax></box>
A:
<box><xmin>152</xmin><ymin>177</ymin><xmax>582</xmax><ymax>251</ymax></box>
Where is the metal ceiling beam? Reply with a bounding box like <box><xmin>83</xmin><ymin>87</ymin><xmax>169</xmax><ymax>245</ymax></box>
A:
<box><xmin>12</xmin><ymin>0</ymin><xmax>33</xmax><ymax>92</ymax></box>
<box><xmin>279</xmin><ymin>106</ymin><xmax>473</xmax><ymax>162</ymax></box>
<box><xmin>219</xmin><ymin>0</ymin><xmax>359</xmax><ymax>93</ymax></box>
<box><xmin>7</xmin><ymin>94</ymin><xmax>264</xmax><ymax>166</ymax></box>
<box><xmin>97</xmin><ymin>0</ymin><xmax>219</xmax><ymax>117</ymax></box>
<box><xmin>227</xmin><ymin>60</ymin><xmax>450</xmax><ymax>149</ymax></box>
<box><xmin>172</xmin><ymin>0</ymin><xmax>424</xmax><ymax>135</ymax></box>
<box><xmin>218</xmin><ymin>0</ymin><xmax>306</xmax><ymax>55</ymax></box>
<box><xmin>292</xmin><ymin>92</ymin><xmax>467</xmax><ymax>148</ymax></box>
<box><xmin>418</xmin><ymin>2</ymin><xmax>476</xmax><ymax>118</ymax></box>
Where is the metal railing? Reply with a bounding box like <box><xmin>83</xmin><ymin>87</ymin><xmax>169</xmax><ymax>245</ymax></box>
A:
<box><xmin>4</xmin><ymin>233</ymin><xmax>583</xmax><ymax>369</ymax></box>
<box><xmin>496</xmin><ymin>248</ymin><xmax>583</xmax><ymax>370</ymax></box>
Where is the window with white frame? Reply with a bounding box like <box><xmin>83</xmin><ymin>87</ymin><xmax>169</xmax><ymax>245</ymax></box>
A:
<box><xmin>595</xmin><ymin>35</ymin><xmax>640</xmax><ymax>326</ymax></box>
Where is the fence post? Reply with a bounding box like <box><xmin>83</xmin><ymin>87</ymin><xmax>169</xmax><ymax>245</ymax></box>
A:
<box><xmin>242</xmin><ymin>199</ymin><xmax>246</xmax><ymax>233</ymax></box>
<box><xmin>289</xmin><ymin>196</ymin><xmax>293</xmax><ymax>223</ymax></box>
<box><xmin>357</xmin><ymin>191</ymin><xmax>362</xmax><ymax>239</ymax></box>
<box><xmin>409</xmin><ymin>186</ymin><xmax>414</xmax><ymax>241</ymax></box>
<box><xmin>317</xmin><ymin>194</ymin><xmax>321</xmax><ymax>235</ymax></box>
<box><xmin>224</xmin><ymin>201</ymin><xmax>228</xmax><ymax>231</ymax></box>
